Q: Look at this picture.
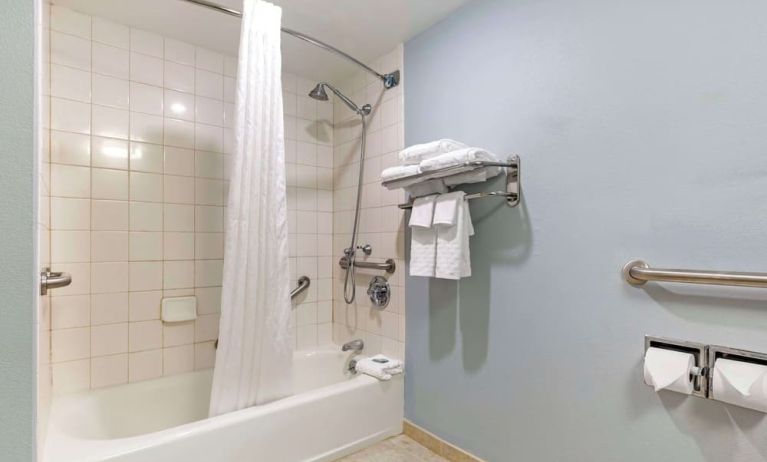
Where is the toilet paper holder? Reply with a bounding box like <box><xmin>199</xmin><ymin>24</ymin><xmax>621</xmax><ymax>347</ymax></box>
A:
<box><xmin>645</xmin><ymin>336</ymin><xmax>708</xmax><ymax>398</ymax></box>
<box><xmin>646</xmin><ymin>336</ymin><xmax>767</xmax><ymax>401</ymax></box>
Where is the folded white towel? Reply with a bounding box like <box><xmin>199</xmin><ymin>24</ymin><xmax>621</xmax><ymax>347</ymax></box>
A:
<box><xmin>432</xmin><ymin>191</ymin><xmax>463</xmax><ymax>227</ymax></box>
<box><xmin>355</xmin><ymin>355</ymin><xmax>404</xmax><ymax>381</ymax></box>
<box><xmin>435</xmin><ymin>194</ymin><xmax>474</xmax><ymax>280</ymax></box>
<box><xmin>409</xmin><ymin>195</ymin><xmax>437</xmax><ymax>228</ymax></box>
<box><xmin>399</xmin><ymin>139</ymin><xmax>468</xmax><ymax>165</ymax></box>
<box><xmin>420</xmin><ymin>147</ymin><xmax>500</xmax><ymax>172</ymax></box>
<box><xmin>405</xmin><ymin>179</ymin><xmax>448</xmax><ymax>198</ymax></box>
<box><xmin>443</xmin><ymin>167</ymin><xmax>503</xmax><ymax>186</ymax></box>
<box><xmin>381</xmin><ymin>164</ymin><xmax>420</xmax><ymax>182</ymax></box>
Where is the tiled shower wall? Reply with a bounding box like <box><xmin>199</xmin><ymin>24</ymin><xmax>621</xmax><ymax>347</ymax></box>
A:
<box><xmin>332</xmin><ymin>46</ymin><xmax>407</xmax><ymax>359</ymax></box>
<box><xmin>46</xmin><ymin>6</ymin><xmax>334</xmax><ymax>392</ymax></box>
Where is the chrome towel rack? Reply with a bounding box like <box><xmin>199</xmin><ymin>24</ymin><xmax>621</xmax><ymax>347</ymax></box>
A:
<box><xmin>389</xmin><ymin>156</ymin><xmax>521</xmax><ymax>210</ymax></box>
<box><xmin>623</xmin><ymin>260</ymin><xmax>767</xmax><ymax>288</ymax></box>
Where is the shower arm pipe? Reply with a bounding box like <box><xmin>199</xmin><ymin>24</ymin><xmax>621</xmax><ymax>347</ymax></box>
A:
<box><xmin>179</xmin><ymin>0</ymin><xmax>401</xmax><ymax>89</ymax></box>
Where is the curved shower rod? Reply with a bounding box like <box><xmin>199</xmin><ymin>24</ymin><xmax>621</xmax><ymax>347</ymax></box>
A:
<box><xmin>179</xmin><ymin>0</ymin><xmax>401</xmax><ymax>89</ymax></box>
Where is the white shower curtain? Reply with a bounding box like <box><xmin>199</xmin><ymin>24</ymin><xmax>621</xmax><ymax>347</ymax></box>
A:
<box><xmin>209</xmin><ymin>0</ymin><xmax>293</xmax><ymax>416</ymax></box>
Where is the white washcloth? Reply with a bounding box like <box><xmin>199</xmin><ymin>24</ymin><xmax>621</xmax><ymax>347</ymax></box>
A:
<box><xmin>405</xmin><ymin>179</ymin><xmax>448</xmax><ymax>198</ymax></box>
<box><xmin>420</xmin><ymin>147</ymin><xmax>500</xmax><ymax>173</ymax></box>
<box><xmin>432</xmin><ymin>191</ymin><xmax>464</xmax><ymax>227</ymax></box>
<box><xmin>399</xmin><ymin>139</ymin><xmax>468</xmax><ymax>165</ymax></box>
<box><xmin>443</xmin><ymin>167</ymin><xmax>503</xmax><ymax>186</ymax></box>
<box><xmin>435</xmin><ymin>196</ymin><xmax>474</xmax><ymax>280</ymax></box>
<box><xmin>355</xmin><ymin>355</ymin><xmax>404</xmax><ymax>381</ymax></box>
<box><xmin>409</xmin><ymin>195</ymin><xmax>437</xmax><ymax>228</ymax></box>
<box><xmin>410</xmin><ymin>208</ymin><xmax>438</xmax><ymax>278</ymax></box>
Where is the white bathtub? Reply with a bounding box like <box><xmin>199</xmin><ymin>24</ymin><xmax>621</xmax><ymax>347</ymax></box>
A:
<box><xmin>44</xmin><ymin>347</ymin><xmax>403</xmax><ymax>462</ymax></box>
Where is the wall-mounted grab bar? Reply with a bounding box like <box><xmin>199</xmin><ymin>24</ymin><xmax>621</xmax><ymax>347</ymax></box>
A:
<box><xmin>623</xmin><ymin>260</ymin><xmax>767</xmax><ymax>288</ymax></box>
<box><xmin>291</xmin><ymin>276</ymin><xmax>311</xmax><ymax>299</ymax></box>
<box><xmin>338</xmin><ymin>257</ymin><xmax>396</xmax><ymax>274</ymax></box>
<box><xmin>40</xmin><ymin>268</ymin><xmax>72</xmax><ymax>295</ymax></box>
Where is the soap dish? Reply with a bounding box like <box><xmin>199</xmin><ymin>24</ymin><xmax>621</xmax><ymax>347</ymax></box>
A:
<box><xmin>162</xmin><ymin>296</ymin><xmax>197</xmax><ymax>323</ymax></box>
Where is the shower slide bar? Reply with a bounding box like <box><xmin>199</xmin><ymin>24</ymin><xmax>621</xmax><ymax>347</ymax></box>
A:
<box><xmin>623</xmin><ymin>260</ymin><xmax>767</xmax><ymax>288</ymax></box>
<box><xmin>178</xmin><ymin>0</ymin><xmax>401</xmax><ymax>89</ymax></box>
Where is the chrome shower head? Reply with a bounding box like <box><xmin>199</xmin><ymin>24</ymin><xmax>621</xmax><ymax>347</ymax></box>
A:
<box><xmin>308</xmin><ymin>82</ymin><xmax>370</xmax><ymax>116</ymax></box>
<box><xmin>308</xmin><ymin>83</ymin><xmax>328</xmax><ymax>101</ymax></box>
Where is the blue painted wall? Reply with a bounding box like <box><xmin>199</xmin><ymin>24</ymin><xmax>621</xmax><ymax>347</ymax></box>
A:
<box><xmin>0</xmin><ymin>1</ymin><xmax>38</xmax><ymax>460</ymax></box>
<box><xmin>404</xmin><ymin>0</ymin><xmax>767</xmax><ymax>460</ymax></box>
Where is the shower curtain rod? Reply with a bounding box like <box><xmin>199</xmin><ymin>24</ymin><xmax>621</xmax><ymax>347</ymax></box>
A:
<box><xmin>179</xmin><ymin>0</ymin><xmax>401</xmax><ymax>89</ymax></box>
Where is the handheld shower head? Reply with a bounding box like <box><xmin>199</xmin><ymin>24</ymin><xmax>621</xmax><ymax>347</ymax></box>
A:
<box><xmin>308</xmin><ymin>82</ymin><xmax>370</xmax><ymax>116</ymax></box>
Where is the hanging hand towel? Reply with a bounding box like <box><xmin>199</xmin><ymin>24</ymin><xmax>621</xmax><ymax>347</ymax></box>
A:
<box><xmin>432</xmin><ymin>191</ymin><xmax>463</xmax><ymax>227</ymax></box>
<box><xmin>435</xmin><ymin>192</ymin><xmax>474</xmax><ymax>280</ymax></box>
<box><xmin>399</xmin><ymin>139</ymin><xmax>468</xmax><ymax>165</ymax></box>
<box><xmin>409</xmin><ymin>195</ymin><xmax>438</xmax><ymax>277</ymax></box>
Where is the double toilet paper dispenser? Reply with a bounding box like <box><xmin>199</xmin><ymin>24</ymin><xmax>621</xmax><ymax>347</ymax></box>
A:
<box><xmin>644</xmin><ymin>336</ymin><xmax>767</xmax><ymax>413</ymax></box>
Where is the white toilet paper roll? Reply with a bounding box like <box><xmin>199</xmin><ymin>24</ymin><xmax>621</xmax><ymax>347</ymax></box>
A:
<box><xmin>712</xmin><ymin>359</ymin><xmax>767</xmax><ymax>413</ymax></box>
<box><xmin>643</xmin><ymin>347</ymin><xmax>695</xmax><ymax>395</ymax></box>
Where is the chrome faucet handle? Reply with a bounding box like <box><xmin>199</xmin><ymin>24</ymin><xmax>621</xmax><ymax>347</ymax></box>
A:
<box><xmin>357</xmin><ymin>244</ymin><xmax>372</xmax><ymax>256</ymax></box>
<box><xmin>342</xmin><ymin>339</ymin><xmax>364</xmax><ymax>352</ymax></box>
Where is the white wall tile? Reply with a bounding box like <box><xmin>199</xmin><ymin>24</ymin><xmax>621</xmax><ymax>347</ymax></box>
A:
<box><xmin>129</xmin><ymin>262</ymin><xmax>163</xmax><ymax>291</ymax></box>
<box><xmin>51</xmin><ymin>98</ymin><xmax>90</xmax><ymax>134</ymax></box>
<box><xmin>52</xmin><ymin>359</ymin><xmax>90</xmax><ymax>393</ymax></box>
<box><xmin>51</xmin><ymin>6</ymin><xmax>91</xmax><ymax>38</ymax></box>
<box><xmin>92</xmin><ymin>168</ymin><xmax>129</xmax><ymax>200</ymax></box>
<box><xmin>195</xmin><ymin>233</ymin><xmax>223</xmax><ymax>259</ymax></box>
<box><xmin>195</xmin><ymin>260</ymin><xmax>223</xmax><ymax>287</ymax></box>
<box><xmin>92</xmin><ymin>105</ymin><xmax>129</xmax><ymax>140</ymax></box>
<box><xmin>130</xmin><ymin>201</ymin><xmax>163</xmax><ymax>231</ymax></box>
<box><xmin>130</xmin><ymin>29</ymin><xmax>163</xmax><ymax>58</ymax></box>
<box><xmin>129</xmin><ymin>232</ymin><xmax>163</xmax><ymax>261</ymax></box>
<box><xmin>51</xmin><ymin>164</ymin><xmax>90</xmax><ymax>198</ymax></box>
<box><xmin>91</xmin><ymin>323</ymin><xmax>128</xmax><ymax>356</ymax></box>
<box><xmin>129</xmin><ymin>320</ymin><xmax>162</xmax><ymax>351</ymax></box>
<box><xmin>195</xmin><ymin>48</ymin><xmax>223</xmax><ymax>73</ymax></box>
<box><xmin>130</xmin><ymin>82</ymin><xmax>164</xmax><ymax>115</ymax></box>
<box><xmin>194</xmin><ymin>151</ymin><xmax>223</xmax><ymax>179</ymax></box>
<box><xmin>91</xmin><ymin>231</ymin><xmax>128</xmax><ymax>262</ymax></box>
<box><xmin>129</xmin><ymin>113</ymin><xmax>164</xmax><ymax>144</ymax></box>
<box><xmin>91</xmin><ymin>262</ymin><xmax>129</xmax><ymax>294</ymax></box>
<box><xmin>51</xmin><ymin>64</ymin><xmax>90</xmax><ymax>102</ymax></box>
<box><xmin>93</xmin><ymin>43</ymin><xmax>129</xmax><ymax>79</ymax></box>
<box><xmin>164</xmin><ymin>204</ymin><xmax>195</xmax><ymax>232</ymax></box>
<box><xmin>164</xmin><ymin>261</ymin><xmax>194</xmax><ymax>289</ymax></box>
<box><xmin>164</xmin><ymin>175</ymin><xmax>195</xmax><ymax>204</ymax></box>
<box><xmin>52</xmin><ymin>327</ymin><xmax>90</xmax><ymax>362</ymax></box>
<box><xmin>194</xmin><ymin>179</ymin><xmax>223</xmax><ymax>206</ymax></box>
<box><xmin>165</xmin><ymin>39</ymin><xmax>195</xmax><ymax>65</ymax></box>
<box><xmin>130</xmin><ymin>142</ymin><xmax>164</xmax><ymax>173</ymax></box>
<box><xmin>92</xmin><ymin>137</ymin><xmax>128</xmax><ymax>170</ymax></box>
<box><xmin>129</xmin><ymin>291</ymin><xmax>162</xmax><ymax>322</ymax></box>
<box><xmin>51</xmin><ymin>295</ymin><xmax>90</xmax><ymax>329</ymax></box>
<box><xmin>51</xmin><ymin>32</ymin><xmax>91</xmax><ymax>70</ymax></box>
<box><xmin>195</xmin><ymin>97</ymin><xmax>223</xmax><ymax>126</ymax></box>
<box><xmin>194</xmin><ymin>124</ymin><xmax>223</xmax><ymax>152</ymax></box>
<box><xmin>164</xmin><ymin>232</ymin><xmax>194</xmax><ymax>260</ymax></box>
<box><xmin>164</xmin><ymin>61</ymin><xmax>195</xmax><ymax>93</ymax></box>
<box><xmin>164</xmin><ymin>90</ymin><xmax>194</xmax><ymax>121</ymax></box>
<box><xmin>164</xmin><ymin>146</ymin><xmax>195</xmax><ymax>177</ymax></box>
<box><xmin>195</xmin><ymin>69</ymin><xmax>223</xmax><ymax>100</ymax></box>
<box><xmin>194</xmin><ymin>206</ymin><xmax>223</xmax><ymax>232</ymax></box>
<box><xmin>130</xmin><ymin>172</ymin><xmax>163</xmax><ymax>203</ymax></box>
<box><xmin>51</xmin><ymin>197</ymin><xmax>90</xmax><ymax>230</ymax></box>
<box><xmin>163</xmin><ymin>345</ymin><xmax>194</xmax><ymax>375</ymax></box>
<box><xmin>90</xmin><ymin>354</ymin><xmax>128</xmax><ymax>388</ymax></box>
<box><xmin>92</xmin><ymin>74</ymin><xmax>129</xmax><ymax>108</ymax></box>
<box><xmin>129</xmin><ymin>349</ymin><xmax>162</xmax><ymax>382</ymax></box>
<box><xmin>51</xmin><ymin>131</ymin><xmax>90</xmax><ymax>166</ymax></box>
<box><xmin>92</xmin><ymin>17</ymin><xmax>129</xmax><ymax>49</ymax></box>
<box><xmin>92</xmin><ymin>200</ymin><xmax>129</xmax><ymax>231</ymax></box>
<box><xmin>130</xmin><ymin>52</ymin><xmax>163</xmax><ymax>86</ymax></box>
<box><xmin>91</xmin><ymin>292</ymin><xmax>129</xmax><ymax>325</ymax></box>
<box><xmin>163</xmin><ymin>322</ymin><xmax>194</xmax><ymax>347</ymax></box>
<box><xmin>164</xmin><ymin>118</ymin><xmax>195</xmax><ymax>148</ymax></box>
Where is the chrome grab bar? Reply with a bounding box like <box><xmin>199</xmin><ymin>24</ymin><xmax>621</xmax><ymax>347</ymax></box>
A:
<box><xmin>291</xmin><ymin>276</ymin><xmax>311</xmax><ymax>299</ymax></box>
<box><xmin>338</xmin><ymin>257</ymin><xmax>396</xmax><ymax>274</ymax></box>
<box><xmin>40</xmin><ymin>268</ymin><xmax>72</xmax><ymax>295</ymax></box>
<box><xmin>623</xmin><ymin>260</ymin><xmax>767</xmax><ymax>288</ymax></box>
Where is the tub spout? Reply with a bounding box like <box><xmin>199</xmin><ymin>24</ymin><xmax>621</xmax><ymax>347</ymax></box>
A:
<box><xmin>342</xmin><ymin>339</ymin><xmax>364</xmax><ymax>353</ymax></box>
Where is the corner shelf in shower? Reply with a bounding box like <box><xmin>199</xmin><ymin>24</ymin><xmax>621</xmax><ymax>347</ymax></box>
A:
<box><xmin>382</xmin><ymin>155</ymin><xmax>521</xmax><ymax>209</ymax></box>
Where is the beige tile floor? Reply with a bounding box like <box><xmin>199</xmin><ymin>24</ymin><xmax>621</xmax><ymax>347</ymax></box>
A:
<box><xmin>335</xmin><ymin>435</ymin><xmax>448</xmax><ymax>461</ymax></box>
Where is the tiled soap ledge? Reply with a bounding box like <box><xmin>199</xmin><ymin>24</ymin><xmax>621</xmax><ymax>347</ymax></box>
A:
<box><xmin>403</xmin><ymin>421</ymin><xmax>486</xmax><ymax>462</ymax></box>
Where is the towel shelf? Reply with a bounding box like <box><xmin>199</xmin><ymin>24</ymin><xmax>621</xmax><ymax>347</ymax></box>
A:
<box><xmin>391</xmin><ymin>156</ymin><xmax>521</xmax><ymax>210</ymax></box>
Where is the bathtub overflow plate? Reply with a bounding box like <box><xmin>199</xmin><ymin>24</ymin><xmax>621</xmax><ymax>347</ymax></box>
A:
<box><xmin>367</xmin><ymin>276</ymin><xmax>391</xmax><ymax>309</ymax></box>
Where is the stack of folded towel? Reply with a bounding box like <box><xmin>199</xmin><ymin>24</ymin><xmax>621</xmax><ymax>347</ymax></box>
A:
<box><xmin>409</xmin><ymin>191</ymin><xmax>474</xmax><ymax>280</ymax></box>
<box><xmin>354</xmin><ymin>354</ymin><xmax>404</xmax><ymax>381</ymax></box>
<box><xmin>380</xmin><ymin>139</ymin><xmax>503</xmax><ymax>198</ymax></box>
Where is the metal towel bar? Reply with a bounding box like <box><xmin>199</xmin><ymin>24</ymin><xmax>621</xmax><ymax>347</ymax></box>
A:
<box><xmin>623</xmin><ymin>260</ymin><xmax>767</xmax><ymax>288</ymax></box>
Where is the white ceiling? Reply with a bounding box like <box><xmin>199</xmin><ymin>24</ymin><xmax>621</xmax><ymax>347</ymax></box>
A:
<box><xmin>53</xmin><ymin>0</ymin><xmax>471</xmax><ymax>81</ymax></box>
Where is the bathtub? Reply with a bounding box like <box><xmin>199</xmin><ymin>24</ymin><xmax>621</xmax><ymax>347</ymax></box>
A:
<box><xmin>44</xmin><ymin>347</ymin><xmax>403</xmax><ymax>462</ymax></box>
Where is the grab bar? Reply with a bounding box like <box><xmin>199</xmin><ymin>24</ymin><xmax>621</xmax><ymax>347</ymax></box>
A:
<box><xmin>338</xmin><ymin>257</ymin><xmax>396</xmax><ymax>274</ymax></box>
<box><xmin>215</xmin><ymin>275</ymin><xmax>312</xmax><ymax>349</ymax></box>
<box><xmin>40</xmin><ymin>268</ymin><xmax>72</xmax><ymax>295</ymax></box>
<box><xmin>623</xmin><ymin>260</ymin><xmax>767</xmax><ymax>288</ymax></box>
<box><xmin>291</xmin><ymin>276</ymin><xmax>311</xmax><ymax>299</ymax></box>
